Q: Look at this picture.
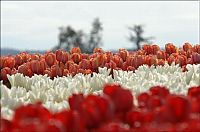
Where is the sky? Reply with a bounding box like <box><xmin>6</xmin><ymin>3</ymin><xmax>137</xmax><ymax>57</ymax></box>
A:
<box><xmin>1</xmin><ymin>1</ymin><xmax>199</xmax><ymax>51</ymax></box>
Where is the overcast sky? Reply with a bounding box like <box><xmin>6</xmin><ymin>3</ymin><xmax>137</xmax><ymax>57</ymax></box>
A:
<box><xmin>1</xmin><ymin>1</ymin><xmax>199</xmax><ymax>51</ymax></box>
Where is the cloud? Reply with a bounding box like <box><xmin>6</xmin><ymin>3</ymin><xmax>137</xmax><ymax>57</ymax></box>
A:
<box><xmin>1</xmin><ymin>1</ymin><xmax>199</xmax><ymax>50</ymax></box>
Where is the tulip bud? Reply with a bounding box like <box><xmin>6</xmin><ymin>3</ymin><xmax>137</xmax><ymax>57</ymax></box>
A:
<box><xmin>51</xmin><ymin>64</ymin><xmax>63</xmax><ymax>77</ymax></box>
<box><xmin>183</xmin><ymin>43</ymin><xmax>192</xmax><ymax>52</ymax></box>
<box><xmin>63</xmin><ymin>69</ymin><xmax>69</xmax><ymax>76</ymax></box>
<box><xmin>45</xmin><ymin>52</ymin><xmax>56</xmax><ymax>67</ymax></box>
<box><xmin>44</xmin><ymin>69</ymin><xmax>51</xmax><ymax>77</ymax></box>
<box><xmin>56</xmin><ymin>49</ymin><xmax>63</xmax><ymax>62</ymax></box>
<box><xmin>167</xmin><ymin>55</ymin><xmax>176</xmax><ymax>65</ymax></box>
<box><xmin>31</xmin><ymin>54</ymin><xmax>40</xmax><ymax>61</ymax></box>
<box><xmin>152</xmin><ymin>45</ymin><xmax>160</xmax><ymax>55</ymax></box>
<box><xmin>157</xmin><ymin>50</ymin><xmax>166</xmax><ymax>60</ymax></box>
<box><xmin>112</xmin><ymin>55</ymin><xmax>123</xmax><ymax>68</ymax></box>
<box><xmin>176</xmin><ymin>55</ymin><xmax>187</xmax><ymax>66</ymax></box>
<box><xmin>18</xmin><ymin>64</ymin><xmax>33</xmax><ymax>77</ymax></box>
<box><xmin>127</xmin><ymin>66</ymin><xmax>135</xmax><ymax>71</ymax></box>
<box><xmin>69</xmin><ymin>64</ymin><xmax>78</xmax><ymax>76</ymax></box>
<box><xmin>165</xmin><ymin>43</ymin><xmax>177</xmax><ymax>54</ymax></box>
<box><xmin>119</xmin><ymin>49</ymin><xmax>129</xmax><ymax>62</ymax></box>
<box><xmin>93</xmin><ymin>48</ymin><xmax>104</xmax><ymax>53</ymax></box>
<box><xmin>3</xmin><ymin>57</ymin><xmax>15</xmax><ymax>69</ymax></box>
<box><xmin>71</xmin><ymin>53</ymin><xmax>81</xmax><ymax>64</ymax></box>
<box><xmin>79</xmin><ymin>59</ymin><xmax>91</xmax><ymax>70</ymax></box>
<box><xmin>71</xmin><ymin>47</ymin><xmax>81</xmax><ymax>54</ymax></box>
<box><xmin>61</xmin><ymin>52</ymin><xmax>70</xmax><ymax>64</ymax></box>
<box><xmin>191</xmin><ymin>53</ymin><xmax>200</xmax><ymax>64</ymax></box>
<box><xmin>0</xmin><ymin>57</ymin><xmax>6</xmax><ymax>69</ymax></box>
<box><xmin>81</xmin><ymin>53</ymin><xmax>89</xmax><ymax>60</ymax></box>
<box><xmin>15</xmin><ymin>54</ymin><xmax>24</xmax><ymax>67</ymax></box>
<box><xmin>0</xmin><ymin>67</ymin><xmax>11</xmax><ymax>83</ymax></box>
<box><xmin>157</xmin><ymin>59</ymin><xmax>165</xmax><ymax>66</ymax></box>
<box><xmin>193</xmin><ymin>44</ymin><xmax>200</xmax><ymax>54</ymax></box>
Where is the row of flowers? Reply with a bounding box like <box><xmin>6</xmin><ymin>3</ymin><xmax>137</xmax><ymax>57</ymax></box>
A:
<box><xmin>1</xmin><ymin>84</ymin><xmax>200</xmax><ymax>131</ymax></box>
<box><xmin>1</xmin><ymin>64</ymin><xmax>200</xmax><ymax>121</ymax></box>
<box><xmin>1</xmin><ymin>43</ymin><xmax>200</xmax><ymax>85</ymax></box>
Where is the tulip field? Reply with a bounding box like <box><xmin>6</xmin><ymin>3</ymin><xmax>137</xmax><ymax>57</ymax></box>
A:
<box><xmin>1</xmin><ymin>43</ymin><xmax>200</xmax><ymax>131</ymax></box>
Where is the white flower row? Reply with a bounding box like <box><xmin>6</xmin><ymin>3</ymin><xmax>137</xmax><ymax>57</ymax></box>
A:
<box><xmin>1</xmin><ymin>63</ymin><xmax>200</xmax><ymax>120</ymax></box>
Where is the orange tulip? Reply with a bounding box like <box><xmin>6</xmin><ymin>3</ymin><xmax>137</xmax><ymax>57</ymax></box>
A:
<box><xmin>68</xmin><ymin>64</ymin><xmax>78</xmax><ymax>76</ymax></box>
<box><xmin>18</xmin><ymin>64</ymin><xmax>33</xmax><ymax>77</ymax></box>
<box><xmin>119</xmin><ymin>49</ymin><xmax>129</xmax><ymax>62</ymax></box>
<box><xmin>0</xmin><ymin>57</ymin><xmax>6</xmax><ymax>69</ymax></box>
<box><xmin>165</xmin><ymin>43</ymin><xmax>177</xmax><ymax>54</ymax></box>
<box><xmin>193</xmin><ymin>44</ymin><xmax>200</xmax><ymax>54</ymax></box>
<box><xmin>51</xmin><ymin>64</ymin><xmax>64</xmax><ymax>77</ymax></box>
<box><xmin>56</xmin><ymin>49</ymin><xmax>63</xmax><ymax>62</ymax></box>
<box><xmin>127</xmin><ymin>66</ymin><xmax>135</xmax><ymax>71</ymax></box>
<box><xmin>145</xmin><ymin>55</ymin><xmax>158</xmax><ymax>66</ymax></box>
<box><xmin>44</xmin><ymin>69</ymin><xmax>52</xmax><ymax>77</ymax></box>
<box><xmin>45</xmin><ymin>52</ymin><xmax>56</xmax><ymax>67</ymax></box>
<box><xmin>157</xmin><ymin>50</ymin><xmax>166</xmax><ymax>60</ymax></box>
<box><xmin>71</xmin><ymin>47</ymin><xmax>81</xmax><ymax>54</ymax></box>
<box><xmin>93</xmin><ymin>48</ymin><xmax>104</xmax><ymax>53</ymax></box>
<box><xmin>3</xmin><ymin>57</ymin><xmax>15</xmax><ymax>69</ymax></box>
<box><xmin>157</xmin><ymin>59</ymin><xmax>165</xmax><ymax>66</ymax></box>
<box><xmin>15</xmin><ymin>54</ymin><xmax>24</xmax><ymax>67</ymax></box>
<box><xmin>61</xmin><ymin>52</ymin><xmax>70</xmax><ymax>64</ymax></box>
<box><xmin>63</xmin><ymin>69</ymin><xmax>69</xmax><ymax>76</ymax></box>
<box><xmin>152</xmin><ymin>45</ymin><xmax>160</xmax><ymax>55</ymax></box>
<box><xmin>71</xmin><ymin>53</ymin><xmax>81</xmax><ymax>64</ymax></box>
<box><xmin>167</xmin><ymin>55</ymin><xmax>176</xmax><ymax>65</ymax></box>
<box><xmin>191</xmin><ymin>53</ymin><xmax>200</xmax><ymax>64</ymax></box>
<box><xmin>112</xmin><ymin>55</ymin><xmax>123</xmax><ymax>68</ymax></box>
<box><xmin>105</xmin><ymin>60</ymin><xmax>117</xmax><ymax>70</ymax></box>
<box><xmin>81</xmin><ymin>53</ymin><xmax>89</xmax><ymax>60</ymax></box>
<box><xmin>183</xmin><ymin>43</ymin><xmax>192</xmax><ymax>52</ymax></box>
<box><xmin>176</xmin><ymin>55</ymin><xmax>187</xmax><ymax>66</ymax></box>
<box><xmin>0</xmin><ymin>67</ymin><xmax>11</xmax><ymax>83</ymax></box>
<box><xmin>79</xmin><ymin>59</ymin><xmax>91</xmax><ymax>70</ymax></box>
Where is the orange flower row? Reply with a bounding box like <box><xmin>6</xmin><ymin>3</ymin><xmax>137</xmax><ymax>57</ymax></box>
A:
<box><xmin>1</xmin><ymin>43</ymin><xmax>200</xmax><ymax>84</ymax></box>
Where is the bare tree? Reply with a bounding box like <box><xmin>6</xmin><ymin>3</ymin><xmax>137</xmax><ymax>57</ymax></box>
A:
<box><xmin>54</xmin><ymin>18</ymin><xmax>103</xmax><ymax>53</ymax></box>
<box><xmin>128</xmin><ymin>25</ymin><xmax>154</xmax><ymax>50</ymax></box>
<box><xmin>88</xmin><ymin>18</ymin><xmax>103</xmax><ymax>53</ymax></box>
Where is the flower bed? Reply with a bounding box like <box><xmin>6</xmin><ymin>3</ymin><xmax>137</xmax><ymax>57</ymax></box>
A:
<box><xmin>1</xmin><ymin>84</ymin><xmax>200</xmax><ymax>131</ymax></box>
<box><xmin>1</xmin><ymin>43</ymin><xmax>200</xmax><ymax>131</ymax></box>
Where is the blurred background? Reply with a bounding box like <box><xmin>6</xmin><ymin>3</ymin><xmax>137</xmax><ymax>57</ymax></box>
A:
<box><xmin>1</xmin><ymin>1</ymin><xmax>199</xmax><ymax>55</ymax></box>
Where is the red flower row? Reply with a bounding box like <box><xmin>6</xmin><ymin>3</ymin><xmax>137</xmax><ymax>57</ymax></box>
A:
<box><xmin>1</xmin><ymin>43</ymin><xmax>200</xmax><ymax>84</ymax></box>
<box><xmin>1</xmin><ymin>84</ymin><xmax>200</xmax><ymax>132</ymax></box>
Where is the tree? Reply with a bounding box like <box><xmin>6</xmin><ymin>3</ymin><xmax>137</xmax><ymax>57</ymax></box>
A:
<box><xmin>128</xmin><ymin>25</ymin><xmax>154</xmax><ymax>50</ymax></box>
<box><xmin>56</xmin><ymin>26</ymin><xmax>79</xmax><ymax>51</ymax></box>
<box><xmin>54</xmin><ymin>18</ymin><xmax>103</xmax><ymax>53</ymax></box>
<box><xmin>88</xmin><ymin>18</ymin><xmax>103</xmax><ymax>53</ymax></box>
